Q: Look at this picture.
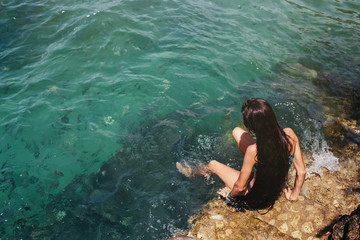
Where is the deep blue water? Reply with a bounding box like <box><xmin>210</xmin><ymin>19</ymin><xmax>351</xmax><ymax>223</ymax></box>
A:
<box><xmin>0</xmin><ymin>0</ymin><xmax>359</xmax><ymax>239</ymax></box>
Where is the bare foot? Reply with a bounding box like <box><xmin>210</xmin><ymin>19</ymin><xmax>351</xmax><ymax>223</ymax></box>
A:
<box><xmin>176</xmin><ymin>161</ymin><xmax>193</xmax><ymax>178</ymax></box>
<box><xmin>176</xmin><ymin>161</ymin><xmax>211</xmax><ymax>178</ymax></box>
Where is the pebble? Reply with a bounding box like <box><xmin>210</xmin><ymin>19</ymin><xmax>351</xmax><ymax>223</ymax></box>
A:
<box><xmin>277</xmin><ymin>213</ymin><xmax>288</xmax><ymax>221</ymax></box>
<box><xmin>291</xmin><ymin>230</ymin><xmax>302</xmax><ymax>239</ymax></box>
<box><xmin>210</xmin><ymin>215</ymin><xmax>224</xmax><ymax>220</ymax></box>
<box><xmin>279</xmin><ymin>223</ymin><xmax>289</xmax><ymax>233</ymax></box>
<box><xmin>290</xmin><ymin>215</ymin><xmax>300</xmax><ymax>228</ymax></box>
<box><xmin>302</xmin><ymin>222</ymin><xmax>314</xmax><ymax>234</ymax></box>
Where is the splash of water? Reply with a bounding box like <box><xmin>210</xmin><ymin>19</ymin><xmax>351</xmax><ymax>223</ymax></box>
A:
<box><xmin>304</xmin><ymin>121</ymin><xmax>340</xmax><ymax>177</ymax></box>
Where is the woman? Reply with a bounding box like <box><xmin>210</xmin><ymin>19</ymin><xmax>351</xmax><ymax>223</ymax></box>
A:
<box><xmin>177</xmin><ymin>98</ymin><xmax>306</xmax><ymax>210</ymax></box>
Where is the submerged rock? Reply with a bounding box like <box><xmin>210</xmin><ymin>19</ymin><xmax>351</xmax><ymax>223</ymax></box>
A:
<box><xmin>286</xmin><ymin>63</ymin><xmax>318</xmax><ymax>79</ymax></box>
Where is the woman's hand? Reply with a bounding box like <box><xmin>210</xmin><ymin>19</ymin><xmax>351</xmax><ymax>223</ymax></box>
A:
<box><xmin>217</xmin><ymin>186</ymin><xmax>232</xmax><ymax>198</ymax></box>
<box><xmin>284</xmin><ymin>187</ymin><xmax>298</xmax><ymax>201</ymax></box>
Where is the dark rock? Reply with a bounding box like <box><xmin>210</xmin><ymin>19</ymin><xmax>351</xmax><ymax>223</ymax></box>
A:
<box><xmin>347</xmin><ymin>216</ymin><xmax>360</xmax><ymax>240</ymax></box>
<box><xmin>329</xmin><ymin>205</ymin><xmax>360</xmax><ymax>240</ymax></box>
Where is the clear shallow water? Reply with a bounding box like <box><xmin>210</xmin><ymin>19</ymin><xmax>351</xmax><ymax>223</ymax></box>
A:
<box><xmin>0</xmin><ymin>0</ymin><xmax>359</xmax><ymax>239</ymax></box>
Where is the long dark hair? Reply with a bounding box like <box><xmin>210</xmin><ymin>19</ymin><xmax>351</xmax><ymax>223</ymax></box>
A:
<box><xmin>233</xmin><ymin>98</ymin><xmax>293</xmax><ymax>210</ymax></box>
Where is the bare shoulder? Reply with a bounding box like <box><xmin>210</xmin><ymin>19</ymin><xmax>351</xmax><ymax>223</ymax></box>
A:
<box><xmin>283</xmin><ymin>127</ymin><xmax>299</xmax><ymax>146</ymax></box>
<box><xmin>283</xmin><ymin>128</ymin><xmax>297</xmax><ymax>139</ymax></box>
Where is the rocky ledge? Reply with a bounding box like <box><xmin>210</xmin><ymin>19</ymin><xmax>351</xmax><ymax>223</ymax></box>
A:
<box><xmin>167</xmin><ymin>152</ymin><xmax>359</xmax><ymax>240</ymax></box>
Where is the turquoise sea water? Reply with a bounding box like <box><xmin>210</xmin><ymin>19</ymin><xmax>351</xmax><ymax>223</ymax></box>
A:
<box><xmin>0</xmin><ymin>0</ymin><xmax>359</xmax><ymax>239</ymax></box>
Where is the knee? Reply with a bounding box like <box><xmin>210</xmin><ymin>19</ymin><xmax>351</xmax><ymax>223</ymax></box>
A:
<box><xmin>208</xmin><ymin>160</ymin><xmax>218</xmax><ymax>171</ymax></box>
<box><xmin>232</xmin><ymin>126</ymin><xmax>245</xmax><ymax>135</ymax></box>
<box><xmin>232</xmin><ymin>127</ymin><xmax>243</xmax><ymax>140</ymax></box>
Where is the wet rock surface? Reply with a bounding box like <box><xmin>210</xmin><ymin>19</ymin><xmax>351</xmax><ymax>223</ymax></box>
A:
<box><xmin>176</xmin><ymin>154</ymin><xmax>359</xmax><ymax>239</ymax></box>
<box><xmin>183</xmin><ymin>196</ymin><xmax>340</xmax><ymax>240</ymax></box>
<box><xmin>301</xmin><ymin>169</ymin><xmax>360</xmax><ymax>216</ymax></box>
<box><xmin>188</xmin><ymin>200</ymin><xmax>294</xmax><ymax>240</ymax></box>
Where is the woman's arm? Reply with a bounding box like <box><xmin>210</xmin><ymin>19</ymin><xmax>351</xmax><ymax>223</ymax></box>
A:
<box><xmin>230</xmin><ymin>144</ymin><xmax>257</xmax><ymax>197</ymax></box>
<box><xmin>284</xmin><ymin>129</ymin><xmax>306</xmax><ymax>201</ymax></box>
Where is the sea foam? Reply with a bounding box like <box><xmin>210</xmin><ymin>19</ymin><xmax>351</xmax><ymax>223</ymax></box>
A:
<box><xmin>304</xmin><ymin>121</ymin><xmax>340</xmax><ymax>177</ymax></box>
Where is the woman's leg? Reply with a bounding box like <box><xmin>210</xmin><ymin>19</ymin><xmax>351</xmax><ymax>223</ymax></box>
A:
<box><xmin>176</xmin><ymin>162</ymin><xmax>210</xmax><ymax>178</ymax></box>
<box><xmin>207</xmin><ymin>127</ymin><xmax>256</xmax><ymax>189</ymax></box>
<box><xmin>176</xmin><ymin>160</ymin><xmax>242</xmax><ymax>189</ymax></box>
<box><xmin>232</xmin><ymin>127</ymin><xmax>256</xmax><ymax>155</ymax></box>
<box><xmin>207</xmin><ymin>160</ymin><xmax>240</xmax><ymax>189</ymax></box>
<box><xmin>177</xmin><ymin>127</ymin><xmax>255</xmax><ymax>187</ymax></box>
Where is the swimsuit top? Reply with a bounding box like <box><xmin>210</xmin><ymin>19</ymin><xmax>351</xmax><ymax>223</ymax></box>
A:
<box><xmin>289</xmin><ymin>154</ymin><xmax>294</xmax><ymax>167</ymax></box>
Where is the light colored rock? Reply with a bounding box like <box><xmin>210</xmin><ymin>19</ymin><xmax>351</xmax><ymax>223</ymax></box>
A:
<box><xmin>302</xmin><ymin>222</ymin><xmax>314</xmax><ymax>234</ymax></box>
<box><xmin>291</xmin><ymin>230</ymin><xmax>302</xmax><ymax>239</ymax></box>
<box><xmin>302</xmin><ymin>169</ymin><xmax>360</xmax><ymax>215</ymax></box>
<box><xmin>210</xmin><ymin>214</ymin><xmax>223</xmax><ymax>220</ymax></box>
<box><xmin>290</xmin><ymin>215</ymin><xmax>300</xmax><ymax>228</ymax></box>
<box><xmin>188</xmin><ymin>199</ymin><xmax>294</xmax><ymax>240</ymax></box>
<box><xmin>277</xmin><ymin>213</ymin><xmax>288</xmax><ymax>221</ymax></box>
<box><xmin>279</xmin><ymin>223</ymin><xmax>289</xmax><ymax>233</ymax></box>
<box><xmin>225</xmin><ymin>229</ymin><xmax>232</xmax><ymax>236</ymax></box>
<box><xmin>314</xmin><ymin>215</ymin><xmax>323</xmax><ymax>226</ymax></box>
